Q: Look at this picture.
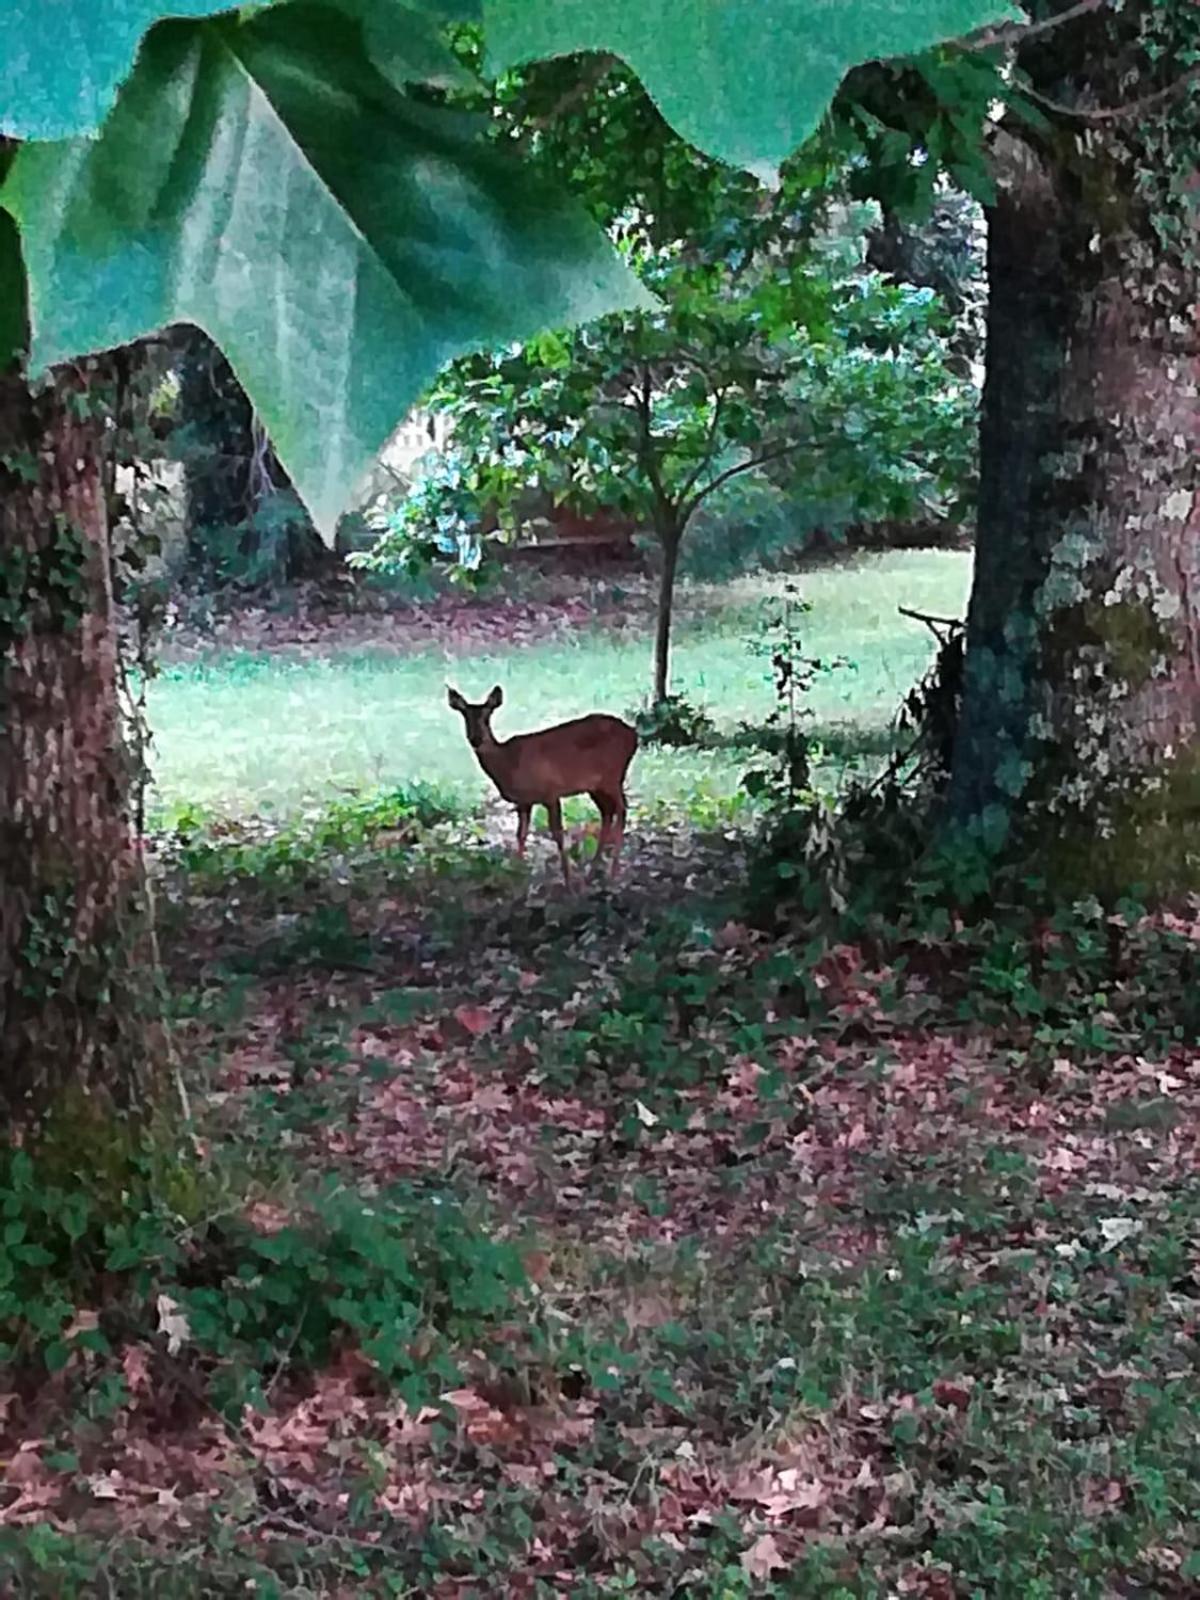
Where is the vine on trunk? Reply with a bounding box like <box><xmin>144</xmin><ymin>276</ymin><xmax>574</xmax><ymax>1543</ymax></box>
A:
<box><xmin>949</xmin><ymin>0</ymin><xmax>1200</xmax><ymax>895</ymax></box>
<box><xmin>0</xmin><ymin>366</ymin><xmax>160</xmax><ymax>1122</ymax></box>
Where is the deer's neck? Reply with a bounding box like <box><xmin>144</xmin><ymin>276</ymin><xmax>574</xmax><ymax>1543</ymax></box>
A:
<box><xmin>475</xmin><ymin>735</ymin><xmax>519</xmax><ymax>794</ymax></box>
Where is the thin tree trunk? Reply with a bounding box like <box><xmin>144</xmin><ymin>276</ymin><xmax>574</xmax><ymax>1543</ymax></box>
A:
<box><xmin>949</xmin><ymin>2</ymin><xmax>1200</xmax><ymax>895</ymax></box>
<box><xmin>0</xmin><ymin>366</ymin><xmax>154</xmax><ymax>1118</ymax></box>
<box><xmin>652</xmin><ymin>519</ymin><xmax>682</xmax><ymax>704</ymax></box>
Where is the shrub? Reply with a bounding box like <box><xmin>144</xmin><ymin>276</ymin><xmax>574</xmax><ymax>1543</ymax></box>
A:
<box><xmin>0</xmin><ymin>1137</ymin><xmax>527</xmax><ymax>1413</ymax></box>
<box><xmin>633</xmin><ymin>694</ymin><xmax>717</xmax><ymax>748</ymax></box>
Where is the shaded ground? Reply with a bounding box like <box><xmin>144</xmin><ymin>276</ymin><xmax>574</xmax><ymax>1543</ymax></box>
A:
<box><xmin>157</xmin><ymin>576</ymin><xmax>644</xmax><ymax>665</ymax></box>
<box><xmin>4</xmin><ymin>800</ymin><xmax>1199</xmax><ymax>1597</ymax></box>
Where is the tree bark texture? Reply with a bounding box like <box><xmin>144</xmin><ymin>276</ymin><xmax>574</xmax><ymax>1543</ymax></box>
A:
<box><xmin>950</xmin><ymin>1</ymin><xmax>1200</xmax><ymax>894</ymax></box>
<box><xmin>0</xmin><ymin>368</ymin><xmax>152</xmax><ymax>1115</ymax></box>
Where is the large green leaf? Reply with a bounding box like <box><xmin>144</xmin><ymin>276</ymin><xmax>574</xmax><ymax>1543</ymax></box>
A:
<box><xmin>4</xmin><ymin>6</ymin><xmax>651</xmax><ymax>537</ymax></box>
<box><xmin>484</xmin><ymin>0</ymin><xmax>1021</xmax><ymax>177</ymax></box>
<box><xmin>0</xmin><ymin>0</ymin><xmax>243</xmax><ymax>141</ymax></box>
<box><xmin>331</xmin><ymin>0</ymin><xmax>480</xmax><ymax>91</ymax></box>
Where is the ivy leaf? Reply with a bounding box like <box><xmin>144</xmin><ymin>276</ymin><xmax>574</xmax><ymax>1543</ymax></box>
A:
<box><xmin>0</xmin><ymin>0</ymin><xmax>242</xmax><ymax>141</ymax></box>
<box><xmin>484</xmin><ymin>0</ymin><xmax>1020</xmax><ymax>178</ymax></box>
<box><xmin>4</xmin><ymin>6</ymin><xmax>652</xmax><ymax>539</ymax></box>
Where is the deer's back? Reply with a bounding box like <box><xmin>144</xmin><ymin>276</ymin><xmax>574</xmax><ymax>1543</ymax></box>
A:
<box><xmin>489</xmin><ymin>714</ymin><xmax>637</xmax><ymax>804</ymax></box>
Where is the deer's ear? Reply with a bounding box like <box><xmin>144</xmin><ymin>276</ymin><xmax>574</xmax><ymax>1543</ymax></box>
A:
<box><xmin>447</xmin><ymin>687</ymin><xmax>465</xmax><ymax>712</ymax></box>
<box><xmin>486</xmin><ymin>685</ymin><xmax>504</xmax><ymax>710</ymax></box>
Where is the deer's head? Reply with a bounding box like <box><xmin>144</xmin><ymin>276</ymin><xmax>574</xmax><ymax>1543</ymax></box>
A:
<box><xmin>447</xmin><ymin>684</ymin><xmax>503</xmax><ymax>749</ymax></box>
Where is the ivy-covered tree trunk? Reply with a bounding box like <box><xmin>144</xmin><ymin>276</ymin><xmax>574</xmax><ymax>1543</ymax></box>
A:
<box><xmin>0</xmin><ymin>368</ymin><xmax>152</xmax><ymax>1115</ymax></box>
<box><xmin>949</xmin><ymin>1</ymin><xmax>1200</xmax><ymax>894</ymax></box>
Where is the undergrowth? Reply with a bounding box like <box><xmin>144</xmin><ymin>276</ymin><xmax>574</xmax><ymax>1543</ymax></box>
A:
<box><xmin>4</xmin><ymin>780</ymin><xmax>1200</xmax><ymax>1596</ymax></box>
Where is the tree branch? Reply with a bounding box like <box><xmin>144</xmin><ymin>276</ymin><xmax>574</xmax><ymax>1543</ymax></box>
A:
<box><xmin>682</xmin><ymin>439</ymin><xmax>805</xmax><ymax>525</ymax></box>
<box><xmin>678</xmin><ymin>388</ymin><xmax>727</xmax><ymax>504</ymax></box>
<box><xmin>1014</xmin><ymin>63</ymin><xmax>1200</xmax><ymax>125</ymax></box>
<box><xmin>898</xmin><ymin>604</ymin><xmax>964</xmax><ymax>642</ymax></box>
<box><xmin>964</xmin><ymin>0</ymin><xmax>1199</xmax><ymax>126</ymax></box>
<box><xmin>962</xmin><ymin>0</ymin><xmax>1108</xmax><ymax>54</ymax></box>
<box><xmin>529</xmin><ymin>54</ymin><xmax>618</xmax><ymax>131</ymax></box>
<box><xmin>635</xmin><ymin>366</ymin><xmax>670</xmax><ymax>516</ymax></box>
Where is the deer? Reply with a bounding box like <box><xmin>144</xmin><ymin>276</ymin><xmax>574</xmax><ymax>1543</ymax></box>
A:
<box><xmin>447</xmin><ymin>685</ymin><xmax>638</xmax><ymax>885</ymax></box>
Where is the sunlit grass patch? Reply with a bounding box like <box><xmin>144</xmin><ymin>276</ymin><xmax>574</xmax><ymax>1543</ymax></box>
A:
<box><xmin>145</xmin><ymin>550</ymin><xmax>971</xmax><ymax>821</ymax></box>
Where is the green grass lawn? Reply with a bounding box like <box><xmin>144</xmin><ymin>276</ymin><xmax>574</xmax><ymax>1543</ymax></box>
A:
<box><xmin>146</xmin><ymin>549</ymin><xmax>971</xmax><ymax>821</ymax></box>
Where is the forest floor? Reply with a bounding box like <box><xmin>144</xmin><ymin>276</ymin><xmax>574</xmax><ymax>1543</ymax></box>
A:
<box><xmin>2</xmin><ymin>795</ymin><xmax>1198</xmax><ymax>1597</ymax></box>
<box><xmin>3</xmin><ymin>557</ymin><xmax>1199</xmax><ymax>1596</ymax></box>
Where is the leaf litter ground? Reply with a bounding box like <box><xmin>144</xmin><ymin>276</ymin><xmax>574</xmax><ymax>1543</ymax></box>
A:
<box><xmin>3</xmin><ymin>805</ymin><xmax>1200</xmax><ymax>1596</ymax></box>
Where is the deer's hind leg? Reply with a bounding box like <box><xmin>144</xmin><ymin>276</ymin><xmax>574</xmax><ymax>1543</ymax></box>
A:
<box><xmin>546</xmin><ymin>798</ymin><xmax>571</xmax><ymax>887</ymax></box>
<box><xmin>589</xmin><ymin>790</ymin><xmax>622</xmax><ymax>878</ymax></box>
<box><xmin>609</xmin><ymin>790</ymin><xmax>629</xmax><ymax>878</ymax></box>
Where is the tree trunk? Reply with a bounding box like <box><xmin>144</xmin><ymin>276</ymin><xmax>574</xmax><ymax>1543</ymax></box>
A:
<box><xmin>0</xmin><ymin>367</ymin><xmax>153</xmax><ymax>1118</ymax></box>
<box><xmin>652</xmin><ymin>519</ymin><xmax>682</xmax><ymax>704</ymax></box>
<box><xmin>949</xmin><ymin>1</ymin><xmax>1200</xmax><ymax>896</ymax></box>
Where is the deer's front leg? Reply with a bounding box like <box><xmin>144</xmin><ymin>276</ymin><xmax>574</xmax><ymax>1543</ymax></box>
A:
<box><xmin>515</xmin><ymin>806</ymin><xmax>531</xmax><ymax>858</ymax></box>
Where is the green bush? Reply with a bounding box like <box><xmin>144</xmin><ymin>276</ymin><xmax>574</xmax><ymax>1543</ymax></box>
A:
<box><xmin>161</xmin><ymin>782</ymin><xmax>462</xmax><ymax>887</ymax></box>
<box><xmin>179</xmin><ymin>1182</ymin><xmax>528</xmax><ymax>1412</ymax></box>
<box><xmin>0</xmin><ymin>1141</ymin><xmax>527</xmax><ymax>1411</ymax></box>
<box><xmin>633</xmin><ymin>693</ymin><xmax>718</xmax><ymax>748</ymax></box>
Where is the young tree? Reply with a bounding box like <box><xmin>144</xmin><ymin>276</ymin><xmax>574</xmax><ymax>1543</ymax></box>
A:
<box><xmin>394</xmin><ymin>43</ymin><xmax>981</xmax><ymax>706</ymax></box>
<box><xmin>403</xmin><ymin>240</ymin><xmax>973</xmax><ymax>704</ymax></box>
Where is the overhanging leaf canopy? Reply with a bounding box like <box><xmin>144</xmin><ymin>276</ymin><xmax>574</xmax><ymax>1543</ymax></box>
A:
<box><xmin>484</xmin><ymin>0</ymin><xmax>1022</xmax><ymax>177</ymax></box>
<box><xmin>4</xmin><ymin>5</ymin><xmax>652</xmax><ymax>538</ymax></box>
<box><xmin>0</xmin><ymin>0</ymin><xmax>243</xmax><ymax>141</ymax></box>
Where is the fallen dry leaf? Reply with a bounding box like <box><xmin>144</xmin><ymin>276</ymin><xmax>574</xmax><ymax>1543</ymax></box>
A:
<box><xmin>741</xmin><ymin>1532</ymin><xmax>788</xmax><ymax>1579</ymax></box>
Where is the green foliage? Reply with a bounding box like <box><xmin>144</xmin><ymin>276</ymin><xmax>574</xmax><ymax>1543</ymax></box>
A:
<box><xmin>484</xmin><ymin>0</ymin><xmax>1018</xmax><ymax>176</ymax></box>
<box><xmin>0</xmin><ymin>514</ymin><xmax>91</xmax><ymax>635</ymax></box>
<box><xmin>0</xmin><ymin>0</ymin><xmax>239</xmax><ymax>141</ymax></box>
<box><xmin>840</xmin><ymin>48</ymin><xmax>1022</xmax><ymax>217</ymax></box>
<box><xmin>0</xmin><ymin>1135</ymin><xmax>525</xmax><ymax>1412</ymax></box>
<box><xmin>186</xmin><ymin>486</ymin><xmax>318</xmax><ymax>590</ymax></box>
<box><xmin>633</xmin><ymin>693</ymin><xmax>717</xmax><ymax>749</ymax></box>
<box><xmin>350</xmin><ymin>440</ymin><xmax>491</xmax><ymax>587</ymax></box>
<box><xmin>0</xmin><ymin>0</ymin><xmax>1011</xmax><ymax>551</ymax></box>
<box><xmin>167</xmin><ymin>331</ymin><xmax>327</xmax><ymax>594</ymax></box>
<box><xmin>162</xmin><ymin>784</ymin><xmax>461</xmax><ymax>889</ymax></box>
<box><xmin>0</xmin><ymin>0</ymin><xmax>1005</xmax><ymax>548</ymax></box>
<box><xmin>748</xmin><ymin>608</ymin><xmax>967</xmax><ymax>923</ymax></box>
<box><xmin>679</xmin><ymin>473</ymin><xmax>839</xmax><ymax>584</ymax></box>
<box><xmin>741</xmin><ymin>581</ymin><xmax>843</xmax><ymax>806</ymax></box>
<box><xmin>736</xmin><ymin>583</ymin><xmax>863</xmax><ymax>920</ymax></box>
<box><xmin>426</xmin><ymin>219</ymin><xmax>973</xmax><ymax>538</ymax></box>
<box><xmin>3</xmin><ymin>5</ymin><xmax>648</xmax><ymax>539</ymax></box>
<box><xmin>0</xmin><ymin>1133</ymin><xmax>190</xmax><ymax>1372</ymax></box>
<box><xmin>364</xmin><ymin>198</ymin><xmax>976</xmax><ymax>702</ymax></box>
<box><xmin>180</xmin><ymin>1183</ymin><xmax>527</xmax><ymax>1412</ymax></box>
